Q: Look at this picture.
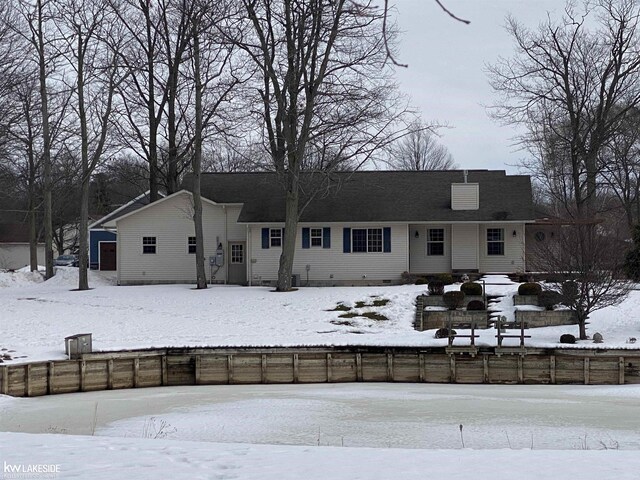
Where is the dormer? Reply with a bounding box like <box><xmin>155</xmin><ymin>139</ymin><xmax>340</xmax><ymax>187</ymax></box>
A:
<box><xmin>451</xmin><ymin>181</ymin><xmax>479</xmax><ymax>210</ymax></box>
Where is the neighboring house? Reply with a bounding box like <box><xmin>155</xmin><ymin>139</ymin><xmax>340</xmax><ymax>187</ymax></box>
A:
<box><xmin>0</xmin><ymin>223</ymin><xmax>45</xmax><ymax>270</ymax></box>
<box><xmin>105</xmin><ymin>170</ymin><xmax>536</xmax><ymax>286</ymax></box>
<box><xmin>88</xmin><ymin>191</ymin><xmax>160</xmax><ymax>270</ymax></box>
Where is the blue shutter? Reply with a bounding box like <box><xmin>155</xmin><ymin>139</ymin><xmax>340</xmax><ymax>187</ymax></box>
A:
<box><xmin>343</xmin><ymin>228</ymin><xmax>351</xmax><ymax>253</ymax></box>
<box><xmin>262</xmin><ymin>228</ymin><xmax>269</xmax><ymax>249</ymax></box>
<box><xmin>302</xmin><ymin>228</ymin><xmax>310</xmax><ymax>249</ymax></box>
<box><xmin>383</xmin><ymin>227</ymin><xmax>391</xmax><ymax>252</ymax></box>
<box><xmin>323</xmin><ymin>227</ymin><xmax>331</xmax><ymax>249</ymax></box>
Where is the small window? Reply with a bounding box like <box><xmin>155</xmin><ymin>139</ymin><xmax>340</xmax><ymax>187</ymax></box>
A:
<box><xmin>427</xmin><ymin>228</ymin><xmax>444</xmax><ymax>256</ymax></box>
<box><xmin>487</xmin><ymin>228</ymin><xmax>504</xmax><ymax>256</ymax></box>
<box><xmin>142</xmin><ymin>236</ymin><xmax>156</xmax><ymax>254</ymax></box>
<box><xmin>270</xmin><ymin>228</ymin><xmax>282</xmax><ymax>247</ymax></box>
<box><xmin>352</xmin><ymin>228</ymin><xmax>383</xmax><ymax>253</ymax></box>
<box><xmin>188</xmin><ymin>236</ymin><xmax>196</xmax><ymax>254</ymax></box>
<box><xmin>231</xmin><ymin>244</ymin><xmax>244</xmax><ymax>264</ymax></box>
<box><xmin>310</xmin><ymin>228</ymin><xmax>323</xmax><ymax>247</ymax></box>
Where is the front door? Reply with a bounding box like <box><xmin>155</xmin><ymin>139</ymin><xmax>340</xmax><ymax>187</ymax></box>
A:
<box><xmin>227</xmin><ymin>242</ymin><xmax>247</xmax><ymax>285</ymax></box>
<box><xmin>99</xmin><ymin>242</ymin><xmax>117</xmax><ymax>271</ymax></box>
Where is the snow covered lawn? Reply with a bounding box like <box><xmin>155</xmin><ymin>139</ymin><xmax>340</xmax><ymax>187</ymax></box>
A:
<box><xmin>3</xmin><ymin>270</ymin><xmax>640</xmax><ymax>479</ymax></box>
<box><xmin>1</xmin><ymin>268</ymin><xmax>640</xmax><ymax>364</ymax></box>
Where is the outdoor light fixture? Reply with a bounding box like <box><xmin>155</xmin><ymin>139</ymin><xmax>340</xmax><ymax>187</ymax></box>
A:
<box><xmin>415</xmin><ymin>230</ymin><xmax>419</xmax><ymax>238</ymax></box>
<box><xmin>512</xmin><ymin>230</ymin><xmax>517</xmax><ymax>237</ymax></box>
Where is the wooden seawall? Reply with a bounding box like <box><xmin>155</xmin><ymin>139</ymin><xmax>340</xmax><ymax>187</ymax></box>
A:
<box><xmin>1</xmin><ymin>346</ymin><xmax>639</xmax><ymax>397</ymax></box>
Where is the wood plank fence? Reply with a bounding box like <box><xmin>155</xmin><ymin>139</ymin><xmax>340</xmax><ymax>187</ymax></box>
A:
<box><xmin>1</xmin><ymin>346</ymin><xmax>639</xmax><ymax>398</ymax></box>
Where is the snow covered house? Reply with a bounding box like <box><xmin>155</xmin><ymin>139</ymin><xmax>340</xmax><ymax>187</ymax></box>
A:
<box><xmin>104</xmin><ymin>170</ymin><xmax>536</xmax><ymax>286</ymax></box>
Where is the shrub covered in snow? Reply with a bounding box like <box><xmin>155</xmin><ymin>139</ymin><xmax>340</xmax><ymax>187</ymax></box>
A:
<box><xmin>518</xmin><ymin>282</ymin><xmax>542</xmax><ymax>296</ymax></box>
<box><xmin>460</xmin><ymin>282</ymin><xmax>482</xmax><ymax>296</ymax></box>
<box><xmin>443</xmin><ymin>291</ymin><xmax>465</xmax><ymax>310</ymax></box>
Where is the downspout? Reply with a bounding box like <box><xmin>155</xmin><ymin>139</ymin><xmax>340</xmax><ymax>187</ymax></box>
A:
<box><xmin>224</xmin><ymin>205</ymin><xmax>227</xmax><ymax>285</ymax></box>
<box><xmin>247</xmin><ymin>225</ymin><xmax>252</xmax><ymax>286</ymax></box>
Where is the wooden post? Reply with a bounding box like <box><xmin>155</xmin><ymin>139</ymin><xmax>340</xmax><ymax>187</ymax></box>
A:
<box><xmin>356</xmin><ymin>353</ymin><xmax>363</xmax><ymax>381</ymax></box>
<box><xmin>419</xmin><ymin>353</ymin><xmax>425</xmax><ymax>382</ymax></box>
<box><xmin>326</xmin><ymin>353</ymin><xmax>332</xmax><ymax>383</ymax></box>
<box><xmin>194</xmin><ymin>356</ymin><xmax>200</xmax><ymax>386</ymax></box>
<box><xmin>161</xmin><ymin>356</ymin><xmax>168</xmax><ymax>386</ymax></box>
<box><xmin>227</xmin><ymin>355</ymin><xmax>234</xmax><ymax>384</ymax></box>
<box><xmin>80</xmin><ymin>360</ymin><xmax>86</xmax><ymax>392</ymax></box>
<box><xmin>517</xmin><ymin>356</ymin><xmax>523</xmax><ymax>384</ymax></box>
<box><xmin>47</xmin><ymin>362</ymin><xmax>54</xmax><ymax>394</ymax></box>
<box><xmin>550</xmin><ymin>355</ymin><xmax>556</xmax><ymax>384</ymax></box>
<box><xmin>25</xmin><ymin>364</ymin><xmax>31</xmax><ymax>397</ymax></box>
<box><xmin>133</xmin><ymin>358</ymin><xmax>140</xmax><ymax>387</ymax></box>
<box><xmin>261</xmin><ymin>354</ymin><xmax>267</xmax><ymax>384</ymax></box>
<box><xmin>293</xmin><ymin>354</ymin><xmax>299</xmax><ymax>383</ymax></box>
<box><xmin>584</xmin><ymin>358</ymin><xmax>590</xmax><ymax>385</ymax></box>
<box><xmin>450</xmin><ymin>355</ymin><xmax>456</xmax><ymax>383</ymax></box>
<box><xmin>107</xmin><ymin>359</ymin><xmax>114</xmax><ymax>389</ymax></box>
<box><xmin>0</xmin><ymin>366</ymin><xmax>7</xmax><ymax>395</ymax></box>
<box><xmin>619</xmin><ymin>357</ymin><xmax>625</xmax><ymax>385</ymax></box>
<box><xmin>387</xmin><ymin>354</ymin><xmax>394</xmax><ymax>382</ymax></box>
<box><xmin>483</xmin><ymin>355</ymin><xmax>489</xmax><ymax>384</ymax></box>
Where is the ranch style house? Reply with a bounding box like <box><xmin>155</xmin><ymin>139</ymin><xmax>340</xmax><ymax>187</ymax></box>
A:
<box><xmin>101</xmin><ymin>170</ymin><xmax>536</xmax><ymax>286</ymax></box>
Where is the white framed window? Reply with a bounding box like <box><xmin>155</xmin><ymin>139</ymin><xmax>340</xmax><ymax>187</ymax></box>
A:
<box><xmin>187</xmin><ymin>236</ymin><xmax>196</xmax><ymax>254</ymax></box>
<box><xmin>270</xmin><ymin>228</ymin><xmax>282</xmax><ymax>247</ymax></box>
<box><xmin>142</xmin><ymin>236</ymin><xmax>157</xmax><ymax>254</ymax></box>
<box><xmin>231</xmin><ymin>244</ymin><xmax>244</xmax><ymax>264</ymax></box>
<box><xmin>487</xmin><ymin>228</ymin><xmax>504</xmax><ymax>256</ymax></box>
<box><xmin>310</xmin><ymin>228</ymin><xmax>323</xmax><ymax>247</ymax></box>
<box><xmin>352</xmin><ymin>228</ymin><xmax>382</xmax><ymax>253</ymax></box>
<box><xmin>427</xmin><ymin>228</ymin><xmax>444</xmax><ymax>256</ymax></box>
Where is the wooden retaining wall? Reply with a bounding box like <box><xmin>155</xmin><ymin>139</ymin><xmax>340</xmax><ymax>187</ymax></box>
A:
<box><xmin>1</xmin><ymin>347</ymin><xmax>639</xmax><ymax>398</ymax></box>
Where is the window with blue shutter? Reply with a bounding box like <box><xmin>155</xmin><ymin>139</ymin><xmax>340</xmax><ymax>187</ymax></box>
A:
<box><xmin>323</xmin><ymin>227</ymin><xmax>331</xmax><ymax>249</ymax></box>
<box><xmin>302</xmin><ymin>228</ymin><xmax>310</xmax><ymax>248</ymax></box>
<box><xmin>383</xmin><ymin>227</ymin><xmax>391</xmax><ymax>252</ymax></box>
<box><xmin>343</xmin><ymin>228</ymin><xmax>351</xmax><ymax>253</ymax></box>
<box><xmin>343</xmin><ymin>227</ymin><xmax>391</xmax><ymax>253</ymax></box>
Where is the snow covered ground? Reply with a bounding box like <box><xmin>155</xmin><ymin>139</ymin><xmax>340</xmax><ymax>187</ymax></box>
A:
<box><xmin>1</xmin><ymin>268</ymin><xmax>639</xmax><ymax>364</ymax></box>
<box><xmin>2</xmin><ymin>268</ymin><xmax>640</xmax><ymax>478</ymax></box>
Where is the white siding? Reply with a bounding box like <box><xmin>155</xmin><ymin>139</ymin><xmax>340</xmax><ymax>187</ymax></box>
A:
<box><xmin>479</xmin><ymin>223</ymin><xmax>525</xmax><ymax>272</ymax></box>
<box><xmin>451</xmin><ymin>183</ymin><xmax>479</xmax><ymax>210</ymax></box>
<box><xmin>116</xmin><ymin>192</ymin><xmax>242</xmax><ymax>284</ymax></box>
<box><xmin>408</xmin><ymin>224</ymin><xmax>451</xmax><ymax>274</ymax></box>
<box><xmin>0</xmin><ymin>244</ymin><xmax>45</xmax><ymax>270</ymax></box>
<box><xmin>451</xmin><ymin>224</ymin><xmax>478</xmax><ymax>270</ymax></box>
<box><xmin>248</xmin><ymin>223</ymin><xmax>408</xmax><ymax>284</ymax></box>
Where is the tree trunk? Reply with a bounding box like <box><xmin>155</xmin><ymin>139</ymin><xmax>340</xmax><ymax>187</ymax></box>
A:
<box><xmin>77</xmin><ymin>32</ymin><xmax>89</xmax><ymax>291</ymax></box>
<box><xmin>27</xmin><ymin>135</ymin><xmax>38</xmax><ymax>271</ymax></box>
<box><xmin>37</xmin><ymin>0</ymin><xmax>53</xmax><ymax>279</ymax></box>
<box><xmin>144</xmin><ymin>5</ymin><xmax>159</xmax><ymax>203</ymax></box>
<box><xmin>276</xmin><ymin>178</ymin><xmax>299</xmax><ymax>291</ymax></box>
<box><xmin>166</xmin><ymin>67</ymin><xmax>179</xmax><ymax>194</ymax></box>
<box><xmin>191</xmin><ymin>24</ymin><xmax>206</xmax><ymax>290</ymax></box>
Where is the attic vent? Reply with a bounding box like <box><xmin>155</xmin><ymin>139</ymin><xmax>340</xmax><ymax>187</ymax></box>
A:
<box><xmin>451</xmin><ymin>183</ymin><xmax>479</xmax><ymax>210</ymax></box>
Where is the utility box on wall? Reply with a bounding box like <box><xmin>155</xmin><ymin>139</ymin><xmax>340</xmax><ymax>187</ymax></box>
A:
<box><xmin>65</xmin><ymin>333</ymin><xmax>93</xmax><ymax>359</ymax></box>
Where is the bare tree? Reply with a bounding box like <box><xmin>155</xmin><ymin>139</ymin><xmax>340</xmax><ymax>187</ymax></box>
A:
<box><xmin>237</xmin><ymin>0</ymin><xmax>410</xmax><ymax>291</ymax></box>
<box><xmin>54</xmin><ymin>0</ymin><xmax>124</xmax><ymax>290</ymax></box>
<box><xmin>13</xmin><ymin>0</ymin><xmax>58</xmax><ymax>278</ymax></box>
<box><xmin>488</xmin><ymin>0</ymin><xmax>640</xmax><ymax>220</ymax></box>
<box><xmin>385</xmin><ymin>120</ymin><xmax>456</xmax><ymax>170</ymax></box>
<box><xmin>529</xmin><ymin>223</ymin><xmax>631</xmax><ymax>340</ymax></box>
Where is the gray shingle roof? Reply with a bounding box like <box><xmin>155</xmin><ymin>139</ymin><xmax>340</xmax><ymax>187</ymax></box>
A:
<box><xmin>182</xmin><ymin>170</ymin><xmax>535</xmax><ymax>223</ymax></box>
<box><xmin>90</xmin><ymin>191</ymin><xmax>160</xmax><ymax>229</ymax></box>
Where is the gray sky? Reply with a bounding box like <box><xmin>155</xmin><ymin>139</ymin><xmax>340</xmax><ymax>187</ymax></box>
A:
<box><xmin>394</xmin><ymin>0</ymin><xmax>564</xmax><ymax>173</ymax></box>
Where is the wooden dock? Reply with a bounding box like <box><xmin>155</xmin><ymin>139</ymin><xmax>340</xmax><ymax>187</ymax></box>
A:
<box><xmin>1</xmin><ymin>346</ymin><xmax>639</xmax><ymax>397</ymax></box>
